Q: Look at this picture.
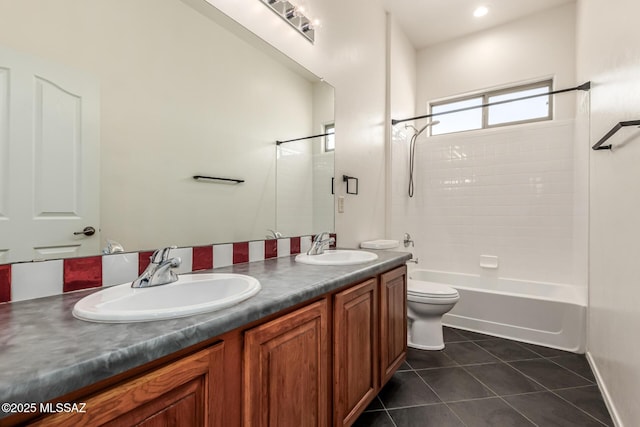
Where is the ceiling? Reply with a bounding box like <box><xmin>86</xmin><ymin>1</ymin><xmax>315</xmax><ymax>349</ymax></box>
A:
<box><xmin>382</xmin><ymin>0</ymin><xmax>575</xmax><ymax>49</ymax></box>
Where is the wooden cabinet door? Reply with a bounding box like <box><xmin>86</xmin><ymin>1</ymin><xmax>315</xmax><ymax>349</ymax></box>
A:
<box><xmin>32</xmin><ymin>343</ymin><xmax>224</xmax><ymax>427</ymax></box>
<box><xmin>380</xmin><ymin>266</ymin><xmax>407</xmax><ymax>386</ymax></box>
<box><xmin>244</xmin><ymin>299</ymin><xmax>329</xmax><ymax>427</ymax></box>
<box><xmin>333</xmin><ymin>278</ymin><xmax>378</xmax><ymax>427</ymax></box>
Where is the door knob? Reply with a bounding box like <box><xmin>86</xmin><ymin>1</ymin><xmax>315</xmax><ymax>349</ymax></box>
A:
<box><xmin>74</xmin><ymin>226</ymin><xmax>96</xmax><ymax>236</ymax></box>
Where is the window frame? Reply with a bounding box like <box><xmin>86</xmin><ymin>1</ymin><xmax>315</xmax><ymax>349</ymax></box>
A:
<box><xmin>429</xmin><ymin>79</ymin><xmax>553</xmax><ymax>136</ymax></box>
<box><xmin>323</xmin><ymin>123</ymin><xmax>335</xmax><ymax>152</ymax></box>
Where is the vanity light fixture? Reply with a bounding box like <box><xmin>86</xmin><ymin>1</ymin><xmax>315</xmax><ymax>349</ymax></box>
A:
<box><xmin>261</xmin><ymin>0</ymin><xmax>316</xmax><ymax>43</ymax></box>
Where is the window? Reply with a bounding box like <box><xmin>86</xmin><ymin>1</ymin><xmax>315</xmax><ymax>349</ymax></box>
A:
<box><xmin>324</xmin><ymin>123</ymin><xmax>335</xmax><ymax>152</ymax></box>
<box><xmin>430</xmin><ymin>80</ymin><xmax>552</xmax><ymax>136</ymax></box>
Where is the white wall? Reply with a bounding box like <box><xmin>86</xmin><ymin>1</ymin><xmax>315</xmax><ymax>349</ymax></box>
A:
<box><xmin>276</xmin><ymin>140</ymin><xmax>313</xmax><ymax>237</ymax></box>
<box><xmin>312</xmin><ymin>82</ymin><xmax>335</xmax><ymax>233</ymax></box>
<box><xmin>203</xmin><ymin>0</ymin><xmax>388</xmax><ymax>248</ymax></box>
<box><xmin>416</xmin><ymin>3</ymin><xmax>577</xmax><ymax>120</ymax></box>
<box><xmin>276</xmin><ymin>81</ymin><xmax>334</xmax><ymax>237</ymax></box>
<box><xmin>0</xmin><ymin>0</ymin><xmax>315</xmax><ymax>251</ymax></box>
<box><xmin>386</xmin><ymin>14</ymin><xmax>417</xmax><ymax>243</ymax></box>
<box><xmin>577</xmin><ymin>0</ymin><xmax>640</xmax><ymax>425</ymax></box>
<box><xmin>390</xmin><ymin>4</ymin><xmax>584</xmax><ymax>285</ymax></box>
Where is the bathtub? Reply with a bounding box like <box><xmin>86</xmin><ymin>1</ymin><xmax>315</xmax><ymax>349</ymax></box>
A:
<box><xmin>409</xmin><ymin>269</ymin><xmax>587</xmax><ymax>353</ymax></box>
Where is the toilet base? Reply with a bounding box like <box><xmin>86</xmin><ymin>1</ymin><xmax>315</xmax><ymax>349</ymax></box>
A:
<box><xmin>407</xmin><ymin>317</ymin><xmax>445</xmax><ymax>351</ymax></box>
<box><xmin>407</xmin><ymin>339</ymin><xmax>444</xmax><ymax>351</ymax></box>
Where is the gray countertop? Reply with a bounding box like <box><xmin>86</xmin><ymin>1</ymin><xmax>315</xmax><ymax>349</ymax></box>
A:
<box><xmin>0</xmin><ymin>250</ymin><xmax>410</xmax><ymax>415</ymax></box>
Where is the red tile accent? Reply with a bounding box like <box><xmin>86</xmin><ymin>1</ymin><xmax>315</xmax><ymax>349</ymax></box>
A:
<box><xmin>0</xmin><ymin>265</ymin><xmax>11</xmax><ymax>303</ymax></box>
<box><xmin>63</xmin><ymin>256</ymin><xmax>102</xmax><ymax>292</ymax></box>
<box><xmin>290</xmin><ymin>237</ymin><xmax>301</xmax><ymax>255</ymax></box>
<box><xmin>138</xmin><ymin>251</ymin><xmax>154</xmax><ymax>275</ymax></box>
<box><xmin>193</xmin><ymin>246</ymin><xmax>213</xmax><ymax>271</ymax></box>
<box><xmin>264</xmin><ymin>240</ymin><xmax>278</xmax><ymax>259</ymax></box>
<box><xmin>233</xmin><ymin>242</ymin><xmax>249</xmax><ymax>264</ymax></box>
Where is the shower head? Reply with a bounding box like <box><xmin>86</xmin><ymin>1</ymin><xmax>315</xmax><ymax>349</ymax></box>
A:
<box><xmin>405</xmin><ymin>120</ymin><xmax>440</xmax><ymax>137</ymax></box>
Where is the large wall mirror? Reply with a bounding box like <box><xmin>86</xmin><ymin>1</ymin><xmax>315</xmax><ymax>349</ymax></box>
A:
<box><xmin>0</xmin><ymin>0</ymin><xmax>335</xmax><ymax>264</ymax></box>
<box><xmin>276</xmin><ymin>82</ymin><xmax>335</xmax><ymax>238</ymax></box>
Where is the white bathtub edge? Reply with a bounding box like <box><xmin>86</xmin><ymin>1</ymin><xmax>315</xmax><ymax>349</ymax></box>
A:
<box><xmin>443</xmin><ymin>312</ymin><xmax>585</xmax><ymax>353</ymax></box>
<box><xmin>409</xmin><ymin>268</ymin><xmax>587</xmax><ymax>306</ymax></box>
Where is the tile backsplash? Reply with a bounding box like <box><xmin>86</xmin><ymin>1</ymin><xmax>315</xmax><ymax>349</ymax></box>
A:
<box><xmin>0</xmin><ymin>234</ymin><xmax>335</xmax><ymax>304</ymax></box>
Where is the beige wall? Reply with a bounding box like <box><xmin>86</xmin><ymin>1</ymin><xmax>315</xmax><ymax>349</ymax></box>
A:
<box><xmin>577</xmin><ymin>0</ymin><xmax>640</xmax><ymax>425</ymax></box>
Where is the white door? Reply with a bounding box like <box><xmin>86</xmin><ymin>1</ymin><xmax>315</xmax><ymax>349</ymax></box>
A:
<box><xmin>0</xmin><ymin>46</ymin><xmax>99</xmax><ymax>263</ymax></box>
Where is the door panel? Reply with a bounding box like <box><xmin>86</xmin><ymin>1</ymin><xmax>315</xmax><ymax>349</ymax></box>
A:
<box><xmin>0</xmin><ymin>47</ymin><xmax>99</xmax><ymax>263</ymax></box>
<box><xmin>34</xmin><ymin>77</ymin><xmax>82</xmax><ymax>217</ymax></box>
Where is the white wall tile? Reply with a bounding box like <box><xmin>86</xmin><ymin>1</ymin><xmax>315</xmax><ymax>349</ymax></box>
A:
<box><xmin>102</xmin><ymin>253</ymin><xmax>138</xmax><ymax>287</ymax></box>
<box><xmin>12</xmin><ymin>260</ymin><xmax>63</xmax><ymax>302</ymax></box>
<box><xmin>171</xmin><ymin>247</ymin><xmax>192</xmax><ymax>274</ymax></box>
<box><xmin>249</xmin><ymin>241</ymin><xmax>265</xmax><ymax>262</ymax></box>
<box><xmin>391</xmin><ymin>121</ymin><xmax>578</xmax><ymax>284</ymax></box>
<box><xmin>277</xmin><ymin>239</ymin><xmax>291</xmax><ymax>258</ymax></box>
<box><xmin>300</xmin><ymin>236</ymin><xmax>312</xmax><ymax>253</ymax></box>
<box><xmin>213</xmin><ymin>244</ymin><xmax>233</xmax><ymax>268</ymax></box>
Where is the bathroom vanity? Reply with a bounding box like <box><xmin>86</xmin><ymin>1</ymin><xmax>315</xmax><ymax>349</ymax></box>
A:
<box><xmin>0</xmin><ymin>251</ymin><xmax>410</xmax><ymax>426</ymax></box>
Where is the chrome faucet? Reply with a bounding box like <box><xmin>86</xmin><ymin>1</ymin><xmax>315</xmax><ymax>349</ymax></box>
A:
<box><xmin>266</xmin><ymin>229</ymin><xmax>283</xmax><ymax>239</ymax></box>
<box><xmin>131</xmin><ymin>246</ymin><xmax>182</xmax><ymax>288</ymax></box>
<box><xmin>307</xmin><ymin>232</ymin><xmax>335</xmax><ymax>255</ymax></box>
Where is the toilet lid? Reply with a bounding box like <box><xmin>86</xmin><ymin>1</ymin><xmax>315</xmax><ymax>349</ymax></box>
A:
<box><xmin>407</xmin><ymin>280</ymin><xmax>459</xmax><ymax>298</ymax></box>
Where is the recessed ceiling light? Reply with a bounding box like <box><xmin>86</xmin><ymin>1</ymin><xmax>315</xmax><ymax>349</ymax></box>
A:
<box><xmin>473</xmin><ymin>6</ymin><xmax>489</xmax><ymax>18</ymax></box>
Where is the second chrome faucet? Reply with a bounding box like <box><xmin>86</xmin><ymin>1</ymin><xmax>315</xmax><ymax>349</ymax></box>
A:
<box><xmin>132</xmin><ymin>246</ymin><xmax>182</xmax><ymax>288</ymax></box>
<box><xmin>307</xmin><ymin>232</ymin><xmax>335</xmax><ymax>255</ymax></box>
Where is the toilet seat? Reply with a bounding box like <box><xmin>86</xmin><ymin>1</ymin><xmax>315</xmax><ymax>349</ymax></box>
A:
<box><xmin>407</xmin><ymin>280</ymin><xmax>459</xmax><ymax>299</ymax></box>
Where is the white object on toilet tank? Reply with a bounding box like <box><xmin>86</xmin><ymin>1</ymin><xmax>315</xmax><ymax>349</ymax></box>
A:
<box><xmin>479</xmin><ymin>255</ymin><xmax>499</xmax><ymax>269</ymax></box>
<box><xmin>360</xmin><ymin>240</ymin><xmax>399</xmax><ymax>250</ymax></box>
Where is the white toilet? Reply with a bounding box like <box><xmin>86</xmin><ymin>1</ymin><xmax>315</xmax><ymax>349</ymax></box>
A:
<box><xmin>407</xmin><ymin>279</ymin><xmax>460</xmax><ymax>350</ymax></box>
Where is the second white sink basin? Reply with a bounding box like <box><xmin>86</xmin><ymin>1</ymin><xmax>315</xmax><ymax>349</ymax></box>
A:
<box><xmin>73</xmin><ymin>273</ymin><xmax>261</xmax><ymax>323</ymax></box>
<box><xmin>295</xmin><ymin>250</ymin><xmax>378</xmax><ymax>266</ymax></box>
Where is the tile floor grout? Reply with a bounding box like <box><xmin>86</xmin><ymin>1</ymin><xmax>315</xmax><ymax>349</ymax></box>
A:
<box><xmin>467</xmin><ymin>337</ymin><xmax>610</xmax><ymax>427</ymax></box>
<box><xmin>358</xmin><ymin>327</ymin><xmax>613</xmax><ymax>427</ymax></box>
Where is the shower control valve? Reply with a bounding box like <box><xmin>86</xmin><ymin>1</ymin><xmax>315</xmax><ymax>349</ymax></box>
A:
<box><xmin>403</xmin><ymin>233</ymin><xmax>414</xmax><ymax>248</ymax></box>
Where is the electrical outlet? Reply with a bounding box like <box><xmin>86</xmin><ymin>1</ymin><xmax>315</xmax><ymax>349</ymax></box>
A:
<box><xmin>338</xmin><ymin>196</ymin><xmax>345</xmax><ymax>213</ymax></box>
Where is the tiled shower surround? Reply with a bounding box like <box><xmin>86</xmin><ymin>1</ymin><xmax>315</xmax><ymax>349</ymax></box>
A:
<box><xmin>390</xmin><ymin>120</ymin><xmax>583</xmax><ymax>285</ymax></box>
<box><xmin>0</xmin><ymin>234</ymin><xmax>332</xmax><ymax>304</ymax></box>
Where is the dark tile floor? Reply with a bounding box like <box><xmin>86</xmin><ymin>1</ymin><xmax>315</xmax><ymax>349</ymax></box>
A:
<box><xmin>354</xmin><ymin>327</ymin><xmax>613</xmax><ymax>427</ymax></box>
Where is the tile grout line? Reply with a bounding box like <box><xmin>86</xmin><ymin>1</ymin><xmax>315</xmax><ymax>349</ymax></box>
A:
<box><xmin>411</xmin><ymin>365</ymin><xmax>471</xmax><ymax>427</ymax></box>
<box><xmin>458</xmin><ymin>364</ymin><xmax>540</xmax><ymax>427</ymax></box>
<box><xmin>374</xmin><ymin>392</ymin><xmax>399</xmax><ymax>427</ymax></box>
<box><xmin>548</xmin><ymin>388</ymin><xmax>611</xmax><ymax>427</ymax></box>
<box><xmin>456</xmin><ymin>338</ymin><xmax>551</xmax><ymax>426</ymax></box>
<box><xmin>544</xmin><ymin>355</ymin><xmax>598</xmax><ymax>384</ymax></box>
<box><xmin>445</xmin><ymin>328</ymin><xmax>609</xmax><ymax>425</ymax></box>
<box><xmin>530</xmin><ymin>348</ymin><xmax>611</xmax><ymax>423</ymax></box>
<box><xmin>363</xmin><ymin>329</ymin><xmax>610</xmax><ymax>426</ymax></box>
<box><xmin>440</xmin><ymin>332</ymin><xmax>543</xmax><ymax>425</ymax></box>
<box><xmin>504</xmin><ymin>358</ymin><xmax>610</xmax><ymax>426</ymax></box>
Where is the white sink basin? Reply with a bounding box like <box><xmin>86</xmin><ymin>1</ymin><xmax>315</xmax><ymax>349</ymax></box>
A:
<box><xmin>295</xmin><ymin>250</ymin><xmax>378</xmax><ymax>266</ymax></box>
<box><xmin>73</xmin><ymin>273</ymin><xmax>261</xmax><ymax>323</ymax></box>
